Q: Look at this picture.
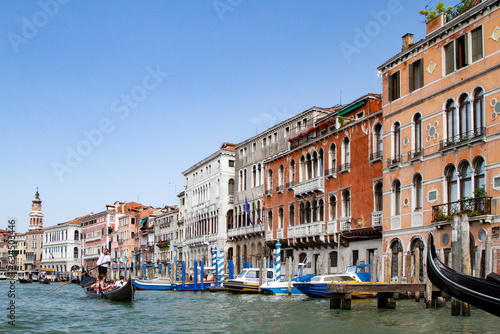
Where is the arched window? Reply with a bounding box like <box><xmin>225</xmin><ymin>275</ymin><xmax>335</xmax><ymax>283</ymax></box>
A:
<box><xmin>374</xmin><ymin>123</ymin><xmax>383</xmax><ymax>154</ymax></box>
<box><xmin>228</xmin><ymin>179</ymin><xmax>234</xmax><ymax>195</ymax></box>
<box><xmin>329</xmin><ymin>143</ymin><xmax>337</xmax><ymax>174</ymax></box>
<box><xmin>343</xmin><ymin>137</ymin><xmax>350</xmax><ymax>166</ymax></box>
<box><xmin>306</xmin><ymin>153</ymin><xmax>313</xmax><ymax>180</ymax></box>
<box><xmin>257</xmin><ymin>163</ymin><xmax>262</xmax><ymax>186</ymax></box>
<box><xmin>289</xmin><ymin>160</ymin><xmax>295</xmax><ymax>185</ymax></box>
<box><xmin>318</xmin><ymin>199</ymin><xmax>324</xmax><ymax>221</ymax></box>
<box><xmin>393</xmin><ymin>180</ymin><xmax>401</xmax><ymax>215</ymax></box>
<box><xmin>299</xmin><ymin>202</ymin><xmax>305</xmax><ymax>224</ymax></box>
<box><xmin>473</xmin><ymin>88</ymin><xmax>484</xmax><ymax>132</ymax></box>
<box><xmin>267</xmin><ymin>210</ymin><xmax>273</xmax><ymax>230</ymax></box>
<box><xmin>393</xmin><ymin>122</ymin><xmax>401</xmax><ymax>159</ymax></box>
<box><xmin>74</xmin><ymin>231</ymin><xmax>79</xmax><ymax>241</ymax></box>
<box><xmin>413</xmin><ymin>174</ymin><xmax>423</xmax><ymax>210</ymax></box>
<box><xmin>278</xmin><ymin>165</ymin><xmax>284</xmax><ymax>188</ymax></box>
<box><xmin>413</xmin><ymin>114</ymin><xmax>422</xmax><ymax>153</ymax></box>
<box><xmin>252</xmin><ymin>165</ymin><xmax>257</xmax><ymax>188</ymax></box>
<box><xmin>390</xmin><ymin>239</ymin><xmax>404</xmax><ymax>279</ymax></box>
<box><xmin>459</xmin><ymin>93</ymin><xmax>472</xmax><ymax>137</ymax></box>
<box><xmin>305</xmin><ymin>201</ymin><xmax>311</xmax><ymax>224</ymax></box>
<box><xmin>74</xmin><ymin>247</ymin><xmax>79</xmax><ymax>259</ymax></box>
<box><xmin>342</xmin><ymin>190</ymin><xmax>351</xmax><ymax>217</ymax></box>
<box><xmin>459</xmin><ymin>161</ymin><xmax>472</xmax><ymax>198</ymax></box>
<box><xmin>299</xmin><ymin>156</ymin><xmax>306</xmax><ymax>182</ymax></box>
<box><xmin>278</xmin><ymin>208</ymin><xmax>284</xmax><ymax>229</ymax></box>
<box><xmin>329</xmin><ymin>195</ymin><xmax>337</xmax><ymax>220</ymax></box>
<box><xmin>446</xmin><ymin>99</ymin><xmax>456</xmax><ymax>140</ymax></box>
<box><xmin>446</xmin><ymin>165</ymin><xmax>458</xmax><ymax>202</ymax></box>
<box><xmin>318</xmin><ymin>149</ymin><xmax>324</xmax><ymax>176</ymax></box>
<box><xmin>312</xmin><ymin>200</ymin><xmax>318</xmax><ymax>222</ymax></box>
<box><xmin>299</xmin><ymin>252</ymin><xmax>307</xmax><ymax>264</ymax></box>
<box><xmin>374</xmin><ymin>182</ymin><xmax>383</xmax><ymax>212</ymax></box>
<box><xmin>312</xmin><ymin>151</ymin><xmax>318</xmax><ymax>178</ymax></box>
<box><xmin>474</xmin><ymin>156</ymin><xmax>485</xmax><ymax>193</ymax></box>
<box><xmin>289</xmin><ymin>205</ymin><xmax>295</xmax><ymax>226</ymax></box>
<box><xmin>267</xmin><ymin>169</ymin><xmax>273</xmax><ymax>192</ymax></box>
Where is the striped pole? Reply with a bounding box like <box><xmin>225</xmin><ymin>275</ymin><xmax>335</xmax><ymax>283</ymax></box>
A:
<box><xmin>124</xmin><ymin>256</ymin><xmax>128</xmax><ymax>279</ymax></box>
<box><xmin>117</xmin><ymin>261</ymin><xmax>120</xmax><ymax>280</ymax></box>
<box><xmin>201</xmin><ymin>261</ymin><xmax>204</xmax><ymax>290</ymax></box>
<box><xmin>173</xmin><ymin>243</ymin><xmax>178</xmax><ymax>281</ymax></box>
<box><xmin>276</xmin><ymin>241</ymin><xmax>281</xmax><ymax>281</ymax></box>
<box><xmin>140</xmin><ymin>250</ymin><xmax>143</xmax><ymax>279</ymax></box>
<box><xmin>212</xmin><ymin>248</ymin><xmax>217</xmax><ymax>286</ymax></box>
<box><xmin>218</xmin><ymin>249</ymin><xmax>224</xmax><ymax>286</ymax></box>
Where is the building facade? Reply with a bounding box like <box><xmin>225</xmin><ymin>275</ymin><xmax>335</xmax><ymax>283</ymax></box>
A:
<box><xmin>42</xmin><ymin>219</ymin><xmax>82</xmax><ymax>275</ymax></box>
<box><xmin>265</xmin><ymin>94</ymin><xmax>384</xmax><ymax>276</ymax></box>
<box><xmin>25</xmin><ymin>190</ymin><xmax>44</xmax><ymax>271</ymax></box>
<box><xmin>377</xmin><ymin>0</ymin><xmax>500</xmax><ymax>280</ymax></box>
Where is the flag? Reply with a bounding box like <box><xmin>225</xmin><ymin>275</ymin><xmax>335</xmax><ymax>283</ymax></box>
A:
<box><xmin>244</xmin><ymin>197</ymin><xmax>253</xmax><ymax>225</ymax></box>
<box><xmin>253</xmin><ymin>201</ymin><xmax>262</xmax><ymax>224</ymax></box>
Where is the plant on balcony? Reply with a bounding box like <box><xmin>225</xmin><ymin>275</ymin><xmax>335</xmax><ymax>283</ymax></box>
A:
<box><xmin>435</xmin><ymin>213</ymin><xmax>454</xmax><ymax>222</ymax></box>
<box><xmin>474</xmin><ymin>187</ymin><xmax>487</xmax><ymax>198</ymax></box>
<box><xmin>419</xmin><ymin>0</ymin><xmax>479</xmax><ymax>22</ymax></box>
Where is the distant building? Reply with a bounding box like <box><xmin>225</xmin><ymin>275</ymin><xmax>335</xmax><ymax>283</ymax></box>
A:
<box><xmin>25</xmin><ymin>190</ymin><xmax>44</xmax><ymax>271</ymax></box>
<box><xmin>80</xmin><ymin>209</ymin><xmax>117</xmax><ymax>270</ymax></box>
<box><xmin>42</xmin><ymin>218</ymin><xmax>82</xmax><ymax>275</ymax></box>
<box><xmin>152</xmin><ymin>206</ymin><xmax>178</xmax><ymax>276</ymax></box>
<box><xmin>11</xmin><ymin>233</ymin><xmax>26</xmax><ymax>271</ymax></box>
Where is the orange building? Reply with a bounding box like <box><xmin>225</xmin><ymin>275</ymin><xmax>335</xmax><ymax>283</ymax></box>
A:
<box><xmin>377</xmin><ymin>0</ymin><xmax>500</xmax><ymax>280</ymax></box>
<box><xmin>264</xmin><ymin>94</ymin><xmax>384</xmax><ymax>276</ymax></box>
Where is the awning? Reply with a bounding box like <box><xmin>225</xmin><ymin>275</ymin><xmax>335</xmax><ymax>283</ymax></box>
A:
<box><xmin>139</xmin><ymin>218</ymin><xmax>147</xmax><ymax>228</ymax></box>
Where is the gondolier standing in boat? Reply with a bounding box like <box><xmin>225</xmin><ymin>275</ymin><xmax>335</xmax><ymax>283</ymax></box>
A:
<box><xmin>97</xmin><ymin>248</ymin><xmax>112</xmax><ymax>277</ymax></box>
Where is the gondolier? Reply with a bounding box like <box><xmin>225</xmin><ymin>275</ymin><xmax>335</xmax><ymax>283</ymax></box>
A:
<box><xmin>96</xmin><ymin>248</ymin><xmax>112</xmax><ymax>277</ymax></box>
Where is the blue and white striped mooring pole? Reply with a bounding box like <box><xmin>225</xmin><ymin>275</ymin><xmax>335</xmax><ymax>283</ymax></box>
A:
<box><xmin>218</xmin><ymin>249</ymin><xmax>224</xmax><ymax>286</ymax></box>
<box><xmin>276</xmin><ymin>241</ymin><xmax>281</xmax><ymax>281</ymax></box>
<box><xmin>212</xmin><ymin>248</ymin><xmax>217</xmax><ymax>286</ymax></box>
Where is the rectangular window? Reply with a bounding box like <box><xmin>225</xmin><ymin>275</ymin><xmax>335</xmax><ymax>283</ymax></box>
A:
<box><xmin>262</xmin><ymin>138</ymin><xmax>266</xmax><ymax>147</ymax></box>
<box><xmin>445</xmin><ymin>42</ymin><xmax>455</xmax><ymax>75</ymax></box>
<box><xmin>252</xmin><ymin>142</ymin><xmax>256</xmax><ymax>152</ymax></box>
<box><xmin>352</xmin><ymin>250</ymin><xmax>359</xmax><ymax>266</ymax></box>
<box><xmin>388</xmin><ymin>71</ymin><xmax>400</xmax><ymax>101</ymax></box>
<box><xmin>284</xmin><ymin>127</ymin><xmax>290</xmax><ymax>138</ymax></box>
<box><xmin>471</xmin><ymin>26</ymin><xmax>483</xmax><ymax>62</ymax></box>
<box><xmin>455</xmin><ymin>35</ymin><xmax>468</xmax><ymax>70</ymax></box>
<box><xmin>409</xmin><ymin>59</ymin><xmax>424</xmax><ymax>92</ymax></box>
<box><xmin>228</xmin><ymin>160</ymin><xmax>235</xmax><ymax>167</ymax></box>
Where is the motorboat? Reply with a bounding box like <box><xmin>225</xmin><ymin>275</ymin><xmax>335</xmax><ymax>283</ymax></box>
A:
<box><xmin>224</xmin><ymin>268</ymin><xmax>276</xmax><ymax>294</ymax></box>
<box><xmin>260</xmin><ymin>274</ymin><xmax>316</xmax><ymax>295</ymax></box>
<box><xmin>133</xmin><ymin>276</ymin><xmax>172</xmax><ymax>290</ymax></box>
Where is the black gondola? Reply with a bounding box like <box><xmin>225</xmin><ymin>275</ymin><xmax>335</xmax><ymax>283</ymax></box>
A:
<box><xmin>427</xmin><ymin>233</ymin><xmax>500</xmax><ymax>317</ymax></box>
<box><xmin>80</xmin><ymin>273</ymin><xmax>134</xmax><ymax>302</ymax></box>
<box><xmin>18</xmin><ymin>278</ymin><xmax>32</xmax><ymax>283</ymax></box>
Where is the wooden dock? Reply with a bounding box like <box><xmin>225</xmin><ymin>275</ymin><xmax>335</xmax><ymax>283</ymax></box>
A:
<box><xmin>327</xmin><ymin>283</ymin><xmax>443</xmax><ymax>310</ymax></box>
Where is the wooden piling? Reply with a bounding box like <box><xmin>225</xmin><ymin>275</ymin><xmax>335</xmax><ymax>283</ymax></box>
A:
<box><xmin>287</xmin><ymin>259</ymin><xmax>292</xmax><ymax>295</ymax></box>
<box><xmin>461</xmin><ymin>214</ymin><xmax>471</xmax><ymax>316</ymax></box>
<box><xmin>385</xmin><ymin>248</ymin><xmax>392</xmax><ymax>283</ymax></box>
<box><xmin>397</xmin><ymin>252</ymin><xmax>403</xmax><ymax>283</ymax></box>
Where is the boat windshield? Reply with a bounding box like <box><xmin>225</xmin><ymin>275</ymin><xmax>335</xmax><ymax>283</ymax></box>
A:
<box><xmin>237</xmin><ymin>270</ymin><xmax>249</xmax><ymax>279</ymax></box>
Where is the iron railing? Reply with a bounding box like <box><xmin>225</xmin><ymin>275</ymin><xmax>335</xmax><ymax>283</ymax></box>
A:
<box><xmin>370</xmin><ymin>150</ymin><xmax>383</xmax><ymax>161</ymax></box>
<box><xmin>439</xmin><ymin>127</ymin><xmax>485</xmax><ymax>150</ymax></box>
<box><xmin>338</xmin><ymin>163</ymin><xmax>350</xmax><ymax>173</ymax></box>
<box><xmin>432</xmin><ymin>196</ymin><xmax>492</xmax><ymax>222</ymax></box>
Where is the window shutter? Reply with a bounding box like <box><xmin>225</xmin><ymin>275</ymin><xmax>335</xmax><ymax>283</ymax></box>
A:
<box><xmin>409</xmin><ymin>63</ymin><xmax>414</xmax><ymax>92</ymax></box>
<box><xmin>472</xmin><ymin>27</ymin><xmax>483</xmax><ymax>62</ymax></box>
<box><xmin>388</xmin><ymin>74</ymin><xmax>394</xmax><ymax>102</ymax></box>
<box><xmin>419</xmin><ymin>59</ymin><xmax>424</xmax><ymax>88</ymax></box>
<box><xmin>445</xmin><ymin>43</ymin><xmax>454</xmax><ymax>75</ymax></box>
<box><xmin>396</xmin><ymin>71</ymin><xmax>400</xmax><ymax>99</ymax></box>
<box><xmin>464</xmin><ymin>33</ymin><xmax>469</xmax><ymax>66</ymax></box>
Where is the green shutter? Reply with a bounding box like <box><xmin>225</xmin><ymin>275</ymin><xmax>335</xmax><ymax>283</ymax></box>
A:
<box><xmin>409</xmin><ymin>63</ymin><xmax>414</xmax><ymax>92</ymax></box>
<box><xmin>419</xmin><ymin>59</ymin><xmax>424</xmax><ymax>88</ymax></box>
<box><xmin>464</xmin><ymin>33</ymin><xmax>469</xmax><ymax>66</ymax></box>
<box><xmin>472</xmin><ymin>27</ymin><xmax>483</xmax><ymax>62</ymax></box>
<box><xmin>388</xmin><ymin>73</ymin><xmax>394</xmax><ymax>102</ymax></box>
<box><xmin>445</xmin><ymin>43</ymin><xmax>454</xmax><ymax>75</ymax></box>
<box><xmin>396</xmin><ymin>71</ymin><xmax>400</xmax><ymax>99</ymax></box>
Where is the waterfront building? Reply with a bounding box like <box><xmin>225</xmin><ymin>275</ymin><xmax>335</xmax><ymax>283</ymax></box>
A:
<box><xmin>41</xmin><ymin>218</ymin><xmax>82</xmax><ymax>276</ymax></box>
<box><xmin>25</xmin><ymin>190</ymin><xmax>44</xmax><ymax>271</ymax></box>
<box><xmin>182</xmin><ymin>142</ymin><xmax>236</xmax><ymax>270</ymax></box>
<box><xmin>176</xmin><ymin>191</ymin><xmax>185</xmax><ymax>265</ymax></box>
<box><xmin>231</xmin><ymin>106</ymin><xmax>335</xmax><ymax>274</ymax></box>
<box><xmin>265</xmin><ymin>94</ymin><xmax>384</xmax><ymax>276</ymax></box>
<box><xmin>377</xmin><ymin>0</ymin><xmax>500</xmax><ymax>280</ymax></box>
<box><xmin>12</xmin><ymin>233</ymin><xmax>26</xmax><ymax>271</ymax></box>
<box><xmin>152</xmin><ymin>206</ymin><xmax>178</xmax><ymax>276</ymax></box>
<box><xmin>0</xmin><ymin>229</ymin><xmax>10</xmax><ymax>270</ymax></box>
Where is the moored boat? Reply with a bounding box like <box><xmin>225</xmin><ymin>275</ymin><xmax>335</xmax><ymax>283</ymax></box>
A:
<box><xmin>224</xmin><ymin>268</ymin><xmax>276</xmax><ymax>294</ymax></box>
<box><xmin>260</xmin><ymin>274</ymin><xmax>316</xmax><ymax>295</ymax></box>
<box><xmin>80</xmin><ymin>273</ymin><xmax>134</xmax><ymax>302</ymax></box>
<box><xmin>427</xmin><ymin>233</ymin><xmax>500</xmax><ymax>317</ymax></box>
<box><xmin>133</xmin><ymin>277</ymin><xmax>172</xmax><ymax>290</ymax></box>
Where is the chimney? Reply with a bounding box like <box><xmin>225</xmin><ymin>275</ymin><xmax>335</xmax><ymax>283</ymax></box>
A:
<box><xmin>402</xmin><ymin>33</ymin><xmax>414</xmax><ymax>51</ymax></box>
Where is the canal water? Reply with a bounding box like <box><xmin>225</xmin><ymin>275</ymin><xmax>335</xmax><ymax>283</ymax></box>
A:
<box><xmin>1</xmin><ymin>281</ymin><xmax>498</xmax><ymax>333</ymax></box>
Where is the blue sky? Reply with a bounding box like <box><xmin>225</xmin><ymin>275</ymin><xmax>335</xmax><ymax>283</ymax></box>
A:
<box><xmin>0</xmin><ymin>0</ymin><xmax>430</xmax><ymax>233</ymax></box>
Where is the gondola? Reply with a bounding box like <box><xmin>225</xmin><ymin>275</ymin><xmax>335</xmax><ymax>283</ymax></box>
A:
<box><xmin>39</xmin><ymin>278</ymin><xmax>50</xmax><ymax>284</ymax></box>
<box><xmin>427</xmin><ymin>233</ymin><xmax>500</xmax><ymax>317</ymax></box>
<box><xmin>80</xmin><ymin>273</ymin><xmax>134</xmax><ymax>302</ymax></box>
<box><xmin>18</xmin><ymin>278</ymin><xmax>32</xmax><ymax>283</ymax></box>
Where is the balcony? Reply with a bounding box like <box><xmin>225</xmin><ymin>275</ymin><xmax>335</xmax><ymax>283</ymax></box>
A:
<box><xmin>227</xmin><ymin>224</ymin><xmax>265</xmax><ymax>239</ymax></box>
<box><xmin>287</xmin><ymin>221</ymin><xmax>325</xmax><ymax>238</ymax></box>
<box><xmin>266</xmin><ymin>230</ymin><xmax>273</xmax><ymax>241</ymax></box>
<box><xmin>276</xmin><ymin>228</ymin><xmax>284</xmax><ymax>239</ymax></box>
<box><xmin>118</xmin><ymin>238</ymin><xmax>124</xmax><ymax>245</ymax></box>
<box><xmin>207</xmin><ymin>233</ymin><xmax>218</xmax><ymax>243</ymax></box>
<box><xmin>339</xmin><ymin>217</ymin><xmax>351</xmax><ymax>231</ymax></box>
<box><xmin>371</xmin><ymin>211</ymin><xmax>383</xmax><ymax>226</ymax></box>
<box><xmin>370</xmin><ymin>150</ymin><xmax>383</xmax><ymax>162</ymax></box>
<box><xmin>265</xmin><ymin>189</ymin><xmax>272</xmax><ymax>197</ymax></box>
<box><xmin>407</xmin><ymin>148</ymin><xmax>423</xmax><ymax>162</ymax></box>
<box><xmin>387</xmin><ymin>155</ymin><xmax>401</xmax><ymax>169</ymax></box>
<box><xmin>439</xmin><ymin>127</ymin><xmax>486</xmax><ymax>151</ymax></box>
<box><xmin>325</xmin><ymin>167</ymin><xmax>336</xmax><ymax>178</ymax></box>
<box><xmin>157</xmin><ymin>240</ymin><xmax>170</xmax><ymax>248</ymax></box>
<box><xmin>228</xmin><ymin>195</ymin><xmax>235</xmax><ymax>204</ymax></box>
<box><xmin>292</xmin><ymin>176</ymin><xmax>324</xmax><ymax>197</ymax></box>
<box><xmin>85</xmin><ymin>235</ymin><xmax>102</xmax><ymax>242</ymax></box>
<box><xmin>276</xmin><ymin>185</ymin><xmax>284</xmax><ymax>194</ymax></box>
<box><xmin>326</xmin><ymin>220</ymin><xmax>337</xmax><ymax>234</ymax></box>
<box><xmin>338</xmin><ymin>163</ymin><xmax>350</xmax><ymax>173</ymax></box>
<box><xmin>184</xmin><ymin>235</ymin><xmax>208</xmax><ymax>246</ymax></box>
<box><xmin>432</xmin><ymin>196</ymin><xmax>492</xmax><ymax>222</ymax></box>
<box><xmin>286</xmin><ymin>181</ymin><xmax>295</xmax><ymax>190</ymax></box>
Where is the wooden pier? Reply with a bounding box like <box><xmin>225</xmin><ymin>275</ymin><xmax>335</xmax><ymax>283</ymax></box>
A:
<box><xmin>327</xmin><ymin>283</ymin><xmax>443</xmax><ymax>310</ymax></box>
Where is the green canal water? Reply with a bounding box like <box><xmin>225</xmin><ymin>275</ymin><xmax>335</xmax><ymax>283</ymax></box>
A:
<box><xmin>1</xmin><ymin>281</ymin><xmax>498</xmax><ymax>333</ymax></box>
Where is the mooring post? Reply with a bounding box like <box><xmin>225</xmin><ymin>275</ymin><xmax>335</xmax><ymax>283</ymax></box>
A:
<box><xmin>451</xmin><ymin>215</ymin><xmax>462</xmax><ymax>315</ymax></box>
<box><xmin>461</xmin><ymin>214</ymin><xmax>471</xmax><ymax>316</ymax></box>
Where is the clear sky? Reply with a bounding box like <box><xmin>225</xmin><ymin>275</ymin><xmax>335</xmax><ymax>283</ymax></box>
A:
<box><xmin>0</xmin><ymin>0</ymin><xmax>431</xmax><ymax>233</ymax></box>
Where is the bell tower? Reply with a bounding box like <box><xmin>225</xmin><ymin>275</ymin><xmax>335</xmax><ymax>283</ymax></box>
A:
<box><xmin>28</xmin><ymin>189</ymin><xmax>44</xmax><ymax>231</ymax></box>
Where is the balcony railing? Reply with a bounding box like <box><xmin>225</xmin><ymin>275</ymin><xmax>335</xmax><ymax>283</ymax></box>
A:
<box><xmin>286</xmin><ymin>181</ymin><xmax>295</xmax><ymax>189</ymax></box>
<box><xmin>372</xmin><ymin>211</ymin><xmax>383</xmax><ymax>226</ymax></box>
<box><xmin>228</xmin><ymin>195</ymin><xmax>235</xmax><ymax>204</ymax></box>
<box><xmin>228</xmin><ymin>224</ymin><xmax>265</xmax><ymax>238</ymax></box>
<box><xmin>339</xmin><ymin>217</ymin><xmax>351</xmax><ymax>231</ymax></box>
<box><xmin>432</xmin><ymin>196</ymin><xmax>492</xmax><ymax>222</ymax></box>
<box><xmin>265</xmin><ymin>189</ymin><xmax>272</xmax><ymax>197</ymax></box>
<box><xmin>157</xmin><ymin>240</ymin><xmax>170</xmax><ymax>248</ymax></box>
<box><xmin>266</xmin><ymin>230</ymin><xmax>273</xmax><ymax>240</ymax></box>
<box><xmin>276</xmin><ymin>185</ymin><xmax>284</xmax><ymax>194</ymax></box>
<box><xmin>439</xmin><ymin>127</ymin><xmax>486</xmax><ymax>150</ymax></box>
<box><xmin>276</xmin><ymin>228</ymin><xmax>284</xmax><ymax>239</ymax></box>
<box><xmin>387</xmin><ymin>155</ymin><xmax>402</xmax><ymax>168</ymax></box>
<box><xmin>370</xmin><ymin>150</ymin><xmax>383</xmax><ymax>162</ymax></box>
<box><xmin>338</xmin><ymin>163</ymin><xmax>350</xmax><ymax>173</ymax></box>
<box><xmin>325</xmin><ymin>167</ymin><xmax>336</xmax><ymax>178</ymax></box>
<box><xmin>85</xmin><ymin>235</ymin><xmax>102</xmax><ymax>242</ymax></box>
<box><xmin>407</xmin><ymin>148</ymin><xmax>423</xmax><ymax>161</ymax></box>
<box><xmin>287</xmin><ymin>221</ymin><xmax>325</xmax><ymax>238</ymax></box>
<box><xmin>292</xmin><ymin>176</ymin><xmax>324</xmax><ymax>197</ymax></box>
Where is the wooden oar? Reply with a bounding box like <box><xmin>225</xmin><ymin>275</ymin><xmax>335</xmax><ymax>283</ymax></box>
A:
<box><xmin>43</xmin><ymin>267</ymin><xmax>97</xmax><ymax>297</ymax></box>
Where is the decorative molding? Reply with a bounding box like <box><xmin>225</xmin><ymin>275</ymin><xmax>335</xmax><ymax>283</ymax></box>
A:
<box><xmin>427</xmin><ymin>61</ymin><xmax>437</xmax><ymax>74</ymax></box>
<box><xmin>491</xmin><ymin>26</ymin><xmax>500</xmax><ymax>42</ymax></box>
